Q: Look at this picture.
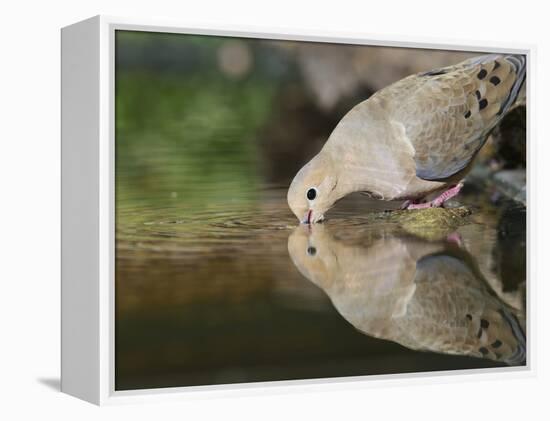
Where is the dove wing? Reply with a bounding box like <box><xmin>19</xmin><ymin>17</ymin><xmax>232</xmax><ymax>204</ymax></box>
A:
<box><xmin>381</xmin><ymin>54</ymin><xmax>526</xmax><ymax>181</ymax></box>
<box><xmin>407</xmin><ymin>254</ymin><xmax>526</xmax><ymax>365</ymax></box>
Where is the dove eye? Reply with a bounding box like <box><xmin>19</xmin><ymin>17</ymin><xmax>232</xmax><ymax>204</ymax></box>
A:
<box><xmin>307</xmin><ymin>246</ymin><xmax>317</xmax><ymax>256</ymax></box>
<box><xmin>306</xmin><ymin>188</ymin><xmax>317</xmax><ymax>201</ymax></box>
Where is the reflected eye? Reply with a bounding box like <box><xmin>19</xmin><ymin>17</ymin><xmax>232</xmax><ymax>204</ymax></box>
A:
<box><xmin>306</xmin><ymin>188</ymin><xmax>317</xmax><ymax>201</ymax></box>
<box><xmin>307</xmin><ymin>246</ymin><xmax>317</xmax><ymax>256</ymax></box>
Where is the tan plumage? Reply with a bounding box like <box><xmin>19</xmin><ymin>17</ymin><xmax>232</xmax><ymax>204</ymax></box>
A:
<box><xmin>288</xmin><ymin>225</ymin><xmax>526</xmax><ymax>365</ymax></box>
<box><xmin>287</xmin><ymin>54</ymin><xmax>526</xmax><ymax>223</ymax></box>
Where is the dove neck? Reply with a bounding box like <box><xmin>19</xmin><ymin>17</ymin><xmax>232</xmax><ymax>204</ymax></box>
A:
<box><xmin>321</xmin><ymin>99</ymin><xmax>402</xmax><ymax>200</ymax></box>
<box><xmin>338</xmin><ymin>169</ymin><xmax>385</xmax><ymax>200</ymax></box>
<box><xmin>313</xmin><ymin>150</ymin><xmax>349</xmax><ymax>204</ymax></box>
<box><xmin>320</xmin><ymin>145</ymin><xmax>386</xmax><ymax>201</ymax></box>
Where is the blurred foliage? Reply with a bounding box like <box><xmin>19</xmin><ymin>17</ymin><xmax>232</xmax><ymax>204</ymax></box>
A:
<box><xmin>115</xmin><ymin>32</ymin><xmax>280</xmax><ymax>211</ymax></box>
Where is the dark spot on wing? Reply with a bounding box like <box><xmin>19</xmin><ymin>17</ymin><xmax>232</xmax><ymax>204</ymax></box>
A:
<box><xmin>491</xmin><ymin>339</ymin><xmax>502</xmax><ymax>349</ymax></box>
<box><xmin>464</xmin><ymin>110</ymin><xmax>471</xmax><ymax>119</ymax></box>
<box><xmin>493</xmin><ymin>61</ymin><xmax>501</xmax><ymax>70</ymax></box>
<box><xmin>480</xmin><ymin>319</ymin><xmax>490</xmax><ymax>329</ymax></box>
<box><xmin>490</xmin><ymin>76</ymin><xmax>501</xmax><ymax>85</ymax></box>
<box><xmin>477</xmin><ymin>327</ymin><xmax>483</xmax><ymax>338</ymax></box>
<box><xmin>479</xmin><ymin>347</ymin><xmax>489</xmax><ymax>355</ymax></box>
<box><xmin>479</xmin><ymin>98</ymin><xmax>488</xmax><ymax>110</ymax></box>
<box><xmin>475</xmin><ymin>90</ymin><xmax>481</xmax><ymax>100</ymax></box>
<box><xmin>466</xmin><ymin>314</ymin><xmax>472</xmax><ymax>320</ymax></box>
<box><xmin>477</xmin><ymin>69</ymin><xmax>488</xmax><ymax>79</ymax></box>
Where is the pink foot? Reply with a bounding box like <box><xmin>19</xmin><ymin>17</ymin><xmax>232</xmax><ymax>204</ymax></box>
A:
<box><xmin>446</xmin><ymin>232</ymin><xmax>463</xmax><ymax>247</ymax></box>
<box><xmin>405</xmin><ymin>183</ymin><xmax>464</xmax><ymax>210</ymax></box>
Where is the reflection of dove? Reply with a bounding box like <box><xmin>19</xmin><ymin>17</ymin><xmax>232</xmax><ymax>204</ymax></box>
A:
<box><xmin>287</xmin><ymin>225</ymin><xmax>526</xmax><ymax>365</ymax></box>
<box><xmin>287</xmin><ymin>55</ymin><xmax>526</xmax><ymax>223</ymax></box>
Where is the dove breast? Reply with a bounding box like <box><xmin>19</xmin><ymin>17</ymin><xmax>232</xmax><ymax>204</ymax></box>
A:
<box><xmin>376</xmin><ymin>54</ymin><xmax>526</xmax><ymax>181</ymax></box>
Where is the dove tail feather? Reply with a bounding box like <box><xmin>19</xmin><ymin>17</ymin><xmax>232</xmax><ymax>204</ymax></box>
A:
<box><xmin>499</xmin><ymin>55</ymin><xmax>527</xmax><ymax>115</ymax></box>
<box><xmin>498</xmin><ymin>308</ymin><xmax>527</xmax><ymax>366</ymax></box>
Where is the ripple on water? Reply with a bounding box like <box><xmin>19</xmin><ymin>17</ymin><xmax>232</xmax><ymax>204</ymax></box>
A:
<box><xmin>116</xmin><ymin>190</ymin><xmax>301</xmax><ymax>258</ymax></box>
<box><xmin>115</xmin><ymin>188</ymin><xmax>519</xmax><ymax>264</ymax></box>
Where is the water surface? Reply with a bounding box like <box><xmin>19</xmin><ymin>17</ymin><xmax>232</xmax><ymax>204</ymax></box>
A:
<box><xmin>115</xmin><ymin>182</ymin><xmax>526</xmax><ymax>390</ymax></box>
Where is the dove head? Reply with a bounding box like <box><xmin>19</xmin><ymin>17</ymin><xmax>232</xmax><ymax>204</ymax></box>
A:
<box><xmin>287</xmin><ymin>224</ymin><xmax>338</xmax><ymax>288</ymax></box>
<box><xmin>287</xmin><ymin>152</ymin><xmax>340</xmax><ymax>224</ymax></box>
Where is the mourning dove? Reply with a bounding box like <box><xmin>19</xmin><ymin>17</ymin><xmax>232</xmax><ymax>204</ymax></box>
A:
<box><xmin>287</xmin><ymin>54</ymin><xmax>526</xmax><ymax>223</ymax></box>
<box><xmin>288</xmin><ymin>225</ymin><xmax>526</xmax><ymax>365</ymax></box>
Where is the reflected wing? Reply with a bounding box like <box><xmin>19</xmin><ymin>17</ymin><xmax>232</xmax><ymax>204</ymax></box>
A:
<box><xmin>412</xmin><ymin>254</ymin><xmax>526</xmax><ymax>365</ymax></box>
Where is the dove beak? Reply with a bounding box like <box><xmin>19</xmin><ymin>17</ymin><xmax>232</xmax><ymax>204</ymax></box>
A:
<box><xmin>302</xmin><ymin>209</ymin><xmax>313</xmax><ymax>224</ymax></box>
<box><xmin>302</xmin><ymin>209</ymin><xmax>325</xmax><ymax>224</ymax></box>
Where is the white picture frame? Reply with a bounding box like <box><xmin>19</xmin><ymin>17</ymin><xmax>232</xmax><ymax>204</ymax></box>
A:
<box><xmin>61</xmin><ymin>15</ymin><xmax>534</xmax><ymax>405</ymax></box>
